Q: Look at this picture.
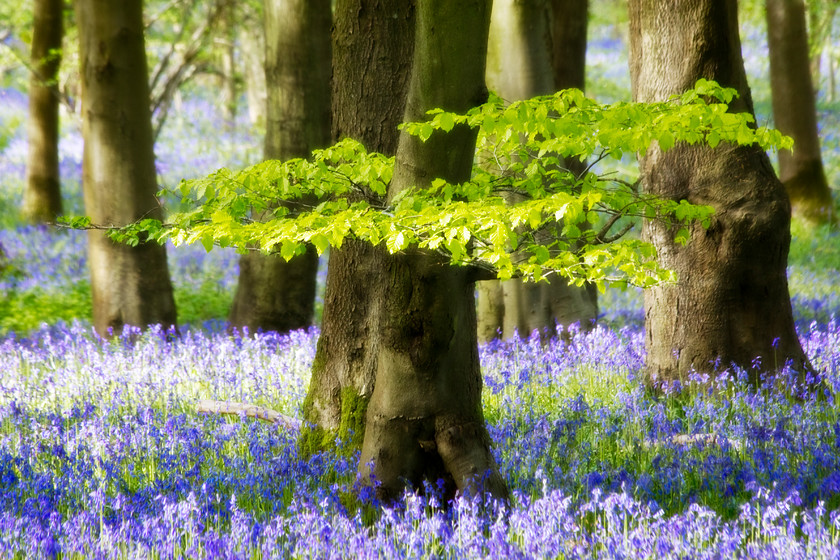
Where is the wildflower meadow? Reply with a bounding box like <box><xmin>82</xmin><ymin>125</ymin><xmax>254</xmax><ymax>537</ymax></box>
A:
<box><xmin>1</xmin><ymin>23</ymin><xmax>840</xmax><ymax>560</ymax></box>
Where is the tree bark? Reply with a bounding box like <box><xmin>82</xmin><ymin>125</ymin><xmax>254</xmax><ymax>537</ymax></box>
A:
<box><xmin>23</xmin><ymin>0</ymin><xmax>64</xmax><ymax>223</ymax></box>
<box><xmin>216</xmin><ymin>0</ymin><xmax>237</xmax><ymax>124</ymax></box>
<box><xmin>238</xmin><ymin>2</ymin><xmax>267</xmax><ymax>127</ymax></box>
<box><xmin>767</xmin><ymin>0</ymin><xmax>834</xmax><ymax>225</ymax></box>
<box><xmin>628</xmin><ymin>0</ymin><xmax>811</xmax><ymax>387</ymax></box>
<box><xmin>76</xmin><ymin>0</ymin><xmax>177</xmax><ymax>335</ymax></box>
<box><xmin>301</xmin><ymin>0</ymin><xmax>415</xmax><ymax>453</ymax></box>
<box><xmin>477</xmin><ymin>0</ymin><xmax>597</xmax><ymax>343</ymax></box>
<box><xmin>358</xmin><ymin>0</ymin><xmax>509</xmax><ymax>503</ymax></box>
<box><xmin>550</xmin><ymin>0</ymin><xmax>588</xmax><ymax>92</ymax></box>
<box><xmin>228</xmin><ymin>0</ymin><xmax>331</xmax><ymax>334</ymax></box>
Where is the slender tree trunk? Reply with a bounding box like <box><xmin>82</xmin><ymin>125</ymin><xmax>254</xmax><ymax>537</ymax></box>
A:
<box><xmin>767</xmin><ymin>0</ymin><xmax>834</xmax><ymax>225</ymax></box>
<box><xmin>807</xmin><ymin>1</ymin><xmax>838</xmax><ymax>93</ymax></box>
<box><xmin>24</xmin><ymin>0</ymin><xmax>63</xmax><ymax>223</ymax></box>
<box><xmin>628</xmin><ymin>0</ymin><xmax>811</xmax><ymax>387</ymax></box>
<box><xmin>300</xmin><ymin>0</ymin><xmax>415</xmax><ymax>453</ymax></box>
<box><xmin>477</xmin><ymin>0</ymin><xmax>596</xmax><ymax>343</ymax></box>
<box><xmin>228</xmin><ymin>0</ymin><xmax>331</xmax><ymax>334</ymax></box>
<box><xmin>76</xmin><ymin>0</ymin><xmax>177</xmax><ymax>335</ymax></box>
<box><xmin>358</xmin><ymin>0</ymin><xmax>509</xmax><ymax>503</ymax></box>
<box><xmin>238</xmin><ymin>2</ymin><xmax>267</xmax><ymax>127</ymax></box>
<box><xmin>217</xmin><ymin>0</ymin><xmax>237</xmax><ymax>124</ymax></box>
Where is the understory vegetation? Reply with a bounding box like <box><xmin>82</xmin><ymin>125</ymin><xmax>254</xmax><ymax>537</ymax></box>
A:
<box><xmin>1</xmin><ymin>22</ymin><xmax>840</xmax><ymax>560</ymax></box>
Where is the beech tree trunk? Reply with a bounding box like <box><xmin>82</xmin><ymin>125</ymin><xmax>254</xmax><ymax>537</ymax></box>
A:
<box><xmin>358</xmin><ymin>0</ymin><xmax>509</xmax><ymax>502</ymax></box>
<box><xmin>550</xmin><ymin>0</ymin><xmax>588</xmax><ymax>92</ymax></box>
<box><xmin>301</xmin><ymin>0</ymin><xmax>415</xmax><ymax>453</ymax></box>
<box><xmin>228</xmin><ymin>0</ymin><xmax>331</xmax><ymax>334</ymax></box>
<box><xmin>628</xmin><ymin>0</ymin><xmax>811</xmax><ymax>387</ymax></box>
<box><xmin>76</xmin><ymin>0</ymin><xmax>177</xmax><ymax>335</ymax></box>
<box><xmin>767</xmin><ymin>0</ymin><xmax>834</xmax><ymax>225</ymax></box>
<box><xmin>477</xmin><ymin>0</ymin><xmax>596</xmax><ymax>343</ymax></box>
<box><xmin>24</xmin><ymin>0</ymin><xmax>64</xmax><ymax>223</ymax></box>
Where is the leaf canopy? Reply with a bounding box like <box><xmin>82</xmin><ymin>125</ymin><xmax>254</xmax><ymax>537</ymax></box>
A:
<box><xmin>92</xmin><ymin>80</ymin><xmax>791</xmax><ymax>291</ymax></box>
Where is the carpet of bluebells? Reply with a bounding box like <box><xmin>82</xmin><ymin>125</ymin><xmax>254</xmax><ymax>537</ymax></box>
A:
<box><xmin>3</xmin><ymin>23</ymin><xmax>840</xmax><ymax>560</ymax></box>
<box><xmin>0</xmin><ymin>279</ymin><xmax>840</xmax><ymax>558</ymax></box>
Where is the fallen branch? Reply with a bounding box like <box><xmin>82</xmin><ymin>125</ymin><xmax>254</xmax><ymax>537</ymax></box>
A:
<box><xmin>644</xmin><ymin>433</ymin><xmax>742</xmax><ymax>451</ymax></box>
<box><xmin>196</xmin><ymin>399</ymin><xmax>301</xmax><ymax>431</ymax></box>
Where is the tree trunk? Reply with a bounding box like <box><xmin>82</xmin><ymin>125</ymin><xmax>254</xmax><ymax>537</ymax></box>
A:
<box><xmin>550</xmin><ymin>0</ymin><xmax>588</xmax><ymax>92</ymax></box>
<box><xmin>23</xmin><ymin>0</ymin><xmax>64</xmax><ymax>223</ymax></box>
<box><xmin>228</xmin><ymin>0</ymin><xmax>331</xmax><ymax>334</ymax></box>
<box><xmin>477</xmin><ymin>0</ymin><xmax>597</xmax><ymax>343</ymax></box>
<box><xmin>358</xmin><ymin>0</ymin><xmax>509</xmax><ymax>503</ymax></box>
<box><xmin>767</xmin><ymin>0</ymin><xmax>834</xmax><ymax>225</ymax></box>
<box><xmin>238</xmin><ymin>2</ymin><xmax>267</xmax><ymax>127</ymax></box>
<box><xmin>76</xmin><ymin>0</ymin><xmax>177</xmax><ymax>335</ymax></box>
<box><xmin>628</xmin><ymin>0</ymin><xmax>811</xmax><ymax>387</ymax></box>
<box><xmin>217</xmin><ymin>0</ymin><xmax>237</xmax><ymax>124</ymax></box>
<box><xmin>301</xmin><ymin>0</ymin><xmax>415</xmax><ymax>453</ymax></box>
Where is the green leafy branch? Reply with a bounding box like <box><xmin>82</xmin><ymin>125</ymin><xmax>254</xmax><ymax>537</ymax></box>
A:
<box><xmin>59</xmin><ymin>80</ymin><xmax>791</xmax><ymax>291</ymax></box>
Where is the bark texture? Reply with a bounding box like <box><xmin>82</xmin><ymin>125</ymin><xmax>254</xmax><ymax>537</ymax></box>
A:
<box><xmin>550</xmin><ymin>0</ymin><xmax>588</xmax><ymax>92</ymax></box>
<box><xmin>24</xmin><ymin>0</ymin><xmax>64</xmax><ymax>223</ymax></box>
<box><xmin>358</xmin><ymin>0</ymin><xmax>508</xmax><ymax>502</ymax></box>
<box><xmin>477</xmin><ymin>0</ymin><xmax>596</xmax><ymax>343</ymax></box>
<box><xmin>628</xmin><ymin>0</ymin><xmax>811</xmax><ymax>386</ymax></box>
<box><xmin>228</xmin><ymin>0</ymin><xmax>331</xmax><ymax>334</ymax></box>
<box><xmin>767</xmin><ymin>0</ymin><xmax>834</xmax><ymax>225</ymax></box>
<box><xmin>301</xmin><ymin>0</ymin><xmax>415</xmax><ymax>451</ymax></box>
<box><xmin>76</xmin><ymin>0</ymin><xmax>177</xmax><ymax>335</ymax></box>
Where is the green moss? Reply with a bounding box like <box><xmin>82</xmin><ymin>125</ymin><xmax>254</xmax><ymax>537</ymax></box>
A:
<box><xmin>298</xmin><ymin>384</ymin><xmax>369</xmax><ymax>459</ymax></box>
<box><xmin>337</xmin><ymin>385</ymin><xmax>368</xmax><ymax>450</ymax></box>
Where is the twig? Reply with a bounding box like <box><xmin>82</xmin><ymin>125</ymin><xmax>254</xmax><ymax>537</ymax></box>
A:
<box><xmin>196</xmin><ymin>399</ymin><xmax>301</xmax><ymax>431</ymax></box>
<box><xmin>644</xmin><ymin>432</ymin><xmax>742</xmax><ymax>451</ymax></box>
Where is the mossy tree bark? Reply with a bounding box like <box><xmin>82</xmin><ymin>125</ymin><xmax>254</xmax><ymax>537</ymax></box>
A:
<box><xmin>24</xmin><ymin>0</ymin><xmax>64</xmax><ymax>223</ymax></box>
<box><xmin>228</xmin><ymin>0</ymin><xmax>331</xmax><ymax>334</ymax></box>
<box><xmin>628</xmin><ymin>0</ymin><xmax>811</xmax><ymax>387</ymax></box>
<box><xmin>767</xmin><ymin>0</ymin><xmax>834</xmax><ymax>225</ymax></box>
<box><xmin>477</xmin><ymin>0</ymin><xmax>596</xmax><ymax>343</ymax></box>
<box><xmin>358</xmin><ymin>0</ymin><xmax>509</xmax><ymax>503</ymax></box>
<box><xmin>76</xmin><ymin>0</ymin><xmax>177</xmax><ymax>335</ymax></box>
<box><xmin>301</xmin><ymin>0</ymin><xmax>415</xmax><ymax>453</ymax></box>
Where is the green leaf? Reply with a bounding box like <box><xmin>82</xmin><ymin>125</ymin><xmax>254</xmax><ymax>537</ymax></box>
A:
<box><xmin>438</xmin><ymin>112</ymin><xmax>455</xmax><ymax>132</ymax></box>
<box><xmin>311</xmin><ymin>234</ymin><xmax>329</xmax><ymax>255</ymax></box>
<box><xmin>418</xmin><ymin>123</ymin><xmax>434</xmax><ymax>142</ymax></box>
<box><xmin>280</xmin><ymin>241</ymin><xmax>298</xmax><ymax>261</ymax></box>
<box><xmin>659</xmin><ymin>130</ymin><xmax>675</xmax><ymax>152</ymax></box>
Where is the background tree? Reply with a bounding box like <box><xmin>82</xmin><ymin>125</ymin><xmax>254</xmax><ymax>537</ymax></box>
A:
<box><xmin>628</xmin><ymin>0</ymin><xmax>811</xmax><ymax>387</ymax></box>
<box><xmin>228</xmin><ymin>0</ymin><xmax>331</xmax><ymax>333</ymax></box>
<box><xmin>146</xmin><ymin>0</ymin><xmax>235</xmax><ymax>141</ymax></box>
<box><xmin>551</xmin><ymin>0</ymin><xmax>588</xmax><ymax>92</ymax></box>
<box><xmin>23</xmin><ymin>0</ymin><xmax>64</xmax><ymax>223</ymax></box>
<box><xmin>238</xmin><ymin>0</ymin><xmax>267</xmax><ymax>127</ymax></box>
<box><xmin>301</xmin><ymin>0</ymin><xmax>415</xmax><ymax>452</ymax></box>
<box><xmin>767</xmin><ymin>0</ymin><xmax>834</xmax><ymax>225</ymax></box>
<box><xmin>477</xmin><ymin>0</ymin><xmax>597</xmax><ymax>343</ymax></box>
<box><xmin>357</xmin><ymin>0</ymin><xmax>508</xmax><ymax>502</ymax></box>
<box><xmin>215</xmin><ymin>0</ymin><xmax>237</xmax><ymax>124</ymax></box>
<box><xmin>806</xmin><ymin>0</ymin><xmax>839</xmax><ymax>99</ymax></box>
<box><xmin>76</xmin><ymin>0</ymin><xmax>177</xmax><ymax>334</ymax></box>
